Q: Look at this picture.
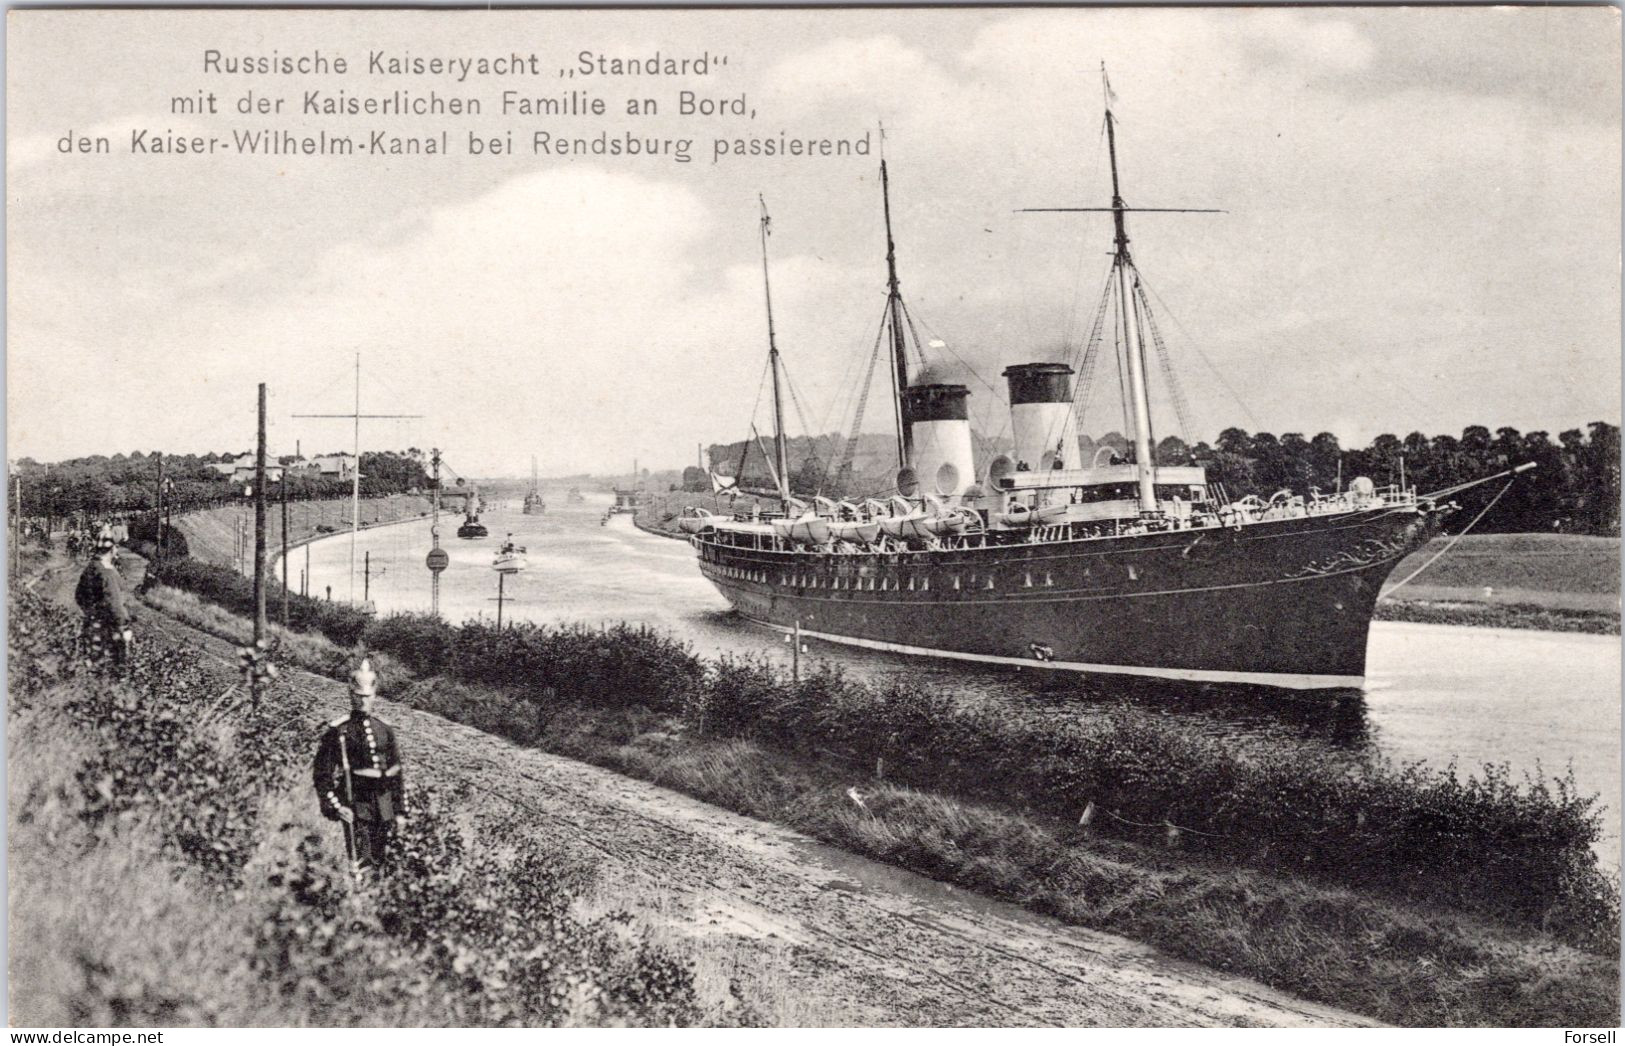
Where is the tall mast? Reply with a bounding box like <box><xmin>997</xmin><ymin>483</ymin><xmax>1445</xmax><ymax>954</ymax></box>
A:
<box><xmin>759</xmin><ymin>196</ymin><xmax>792</xmax><ymax>503</ymax></box>
<box><xmin>1104</xmin><ymin>94</ymin><xmax>1159</xmax><ymax>515</ymax></box>
<box><xmin>881</xmin><ymin>156</ymin><xmax>913</xmax><ymax>469</ymax></box>
<box><xmin>1018</xmin><ymin>66</ymin><xmax>1220</xmax><ymax>517</ymax></box>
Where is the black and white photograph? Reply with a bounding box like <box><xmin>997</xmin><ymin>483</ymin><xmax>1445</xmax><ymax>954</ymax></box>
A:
<box><xmin>5</xmin><ymin>4</ymin><xmax>1621</xmax><ymax>1029</ymax></box>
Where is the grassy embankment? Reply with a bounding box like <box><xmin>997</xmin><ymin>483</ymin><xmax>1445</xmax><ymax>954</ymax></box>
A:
<box><xmin>1378</xmin><ymin>533</ymin><xmax>1618</xmax><ymax>634</ymax></box>
<box><xmin>640</xmin><ymin>492</ymin><xmax>1619</xmax><ymax>633</ymax></box>
<box><xmin>7</xmin><ymin>588</ymin><xmax>776</xmax><ymax>1027</ymax></box>
<box><xmin>174</xmin><ymin>494</ymin><xmax>434</xmax><ymax>572</ymax></box>
<box><xmin>140</xmin><ymin>555</ymin><xmax>1619</xmax><ymax>1027</ymax></box>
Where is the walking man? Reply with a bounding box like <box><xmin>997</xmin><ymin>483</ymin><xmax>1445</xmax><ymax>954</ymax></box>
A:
<box><xmin>74</xmin><ymin>532</ymin><xmax>132</xmax><ymax>667</ymax></box>
<box><xmin>313</xmin><ymin>659</ymin><xmax>408</xmax><ymax>873</ymax></box>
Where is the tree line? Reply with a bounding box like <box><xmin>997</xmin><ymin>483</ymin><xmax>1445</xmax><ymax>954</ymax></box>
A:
<box><xmin>696</xmin><ymin>422</ymin><xmax>1619</xmax><ymax>535</ymax></box>
<box><xmin>10</xmin><ymin>449</ymin><xmax>434</xmax><ymax>531</ymax></box>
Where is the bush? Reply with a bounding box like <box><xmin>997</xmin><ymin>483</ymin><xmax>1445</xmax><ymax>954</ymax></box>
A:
<box><xmin>8</xmin><ymin>591</ymin><xmax>716</xmax><ymax>1027</ymax></box>
<box><xmin>150</xmin><ymin>556</ymin><xmax>370</xmax><ymax>648</ymax></box>
<box><xmin>429</xmin><ymin>621</ymin><xmax>703</xmax><ymax>713</ymax></box>
<box><xmin>137</xmin><ymin>553</ymin><xmax>1618</xmax><ymax>947</ymax></box>
<box><xmin>363</xmin><ymin>613</ymin><xmax>457</xmax><ymax>677</ymax></box>
<box><xmin>693</xmin><ymin>656</ymin><xmax>1618</xmax><ymax>949</ymax></box>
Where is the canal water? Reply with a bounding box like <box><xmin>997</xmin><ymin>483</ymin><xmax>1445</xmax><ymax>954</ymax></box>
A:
<box><xmin>301</xmin><ymin>493</ymin><xmax>1622</xmax><ymax>867</ymax></box>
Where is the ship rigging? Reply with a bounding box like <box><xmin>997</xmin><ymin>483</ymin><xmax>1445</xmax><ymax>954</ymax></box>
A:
<box><xmin>685</xmin><ymin>72</ymin><xmax>1521</xmax><ymax>690</ymax></box>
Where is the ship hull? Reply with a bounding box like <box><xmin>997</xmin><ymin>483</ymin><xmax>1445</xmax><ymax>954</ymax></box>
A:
<box><xmin>696</xmin><ymin>506</ymin><xmax>1443</xmax><ymax>690</ymax></box>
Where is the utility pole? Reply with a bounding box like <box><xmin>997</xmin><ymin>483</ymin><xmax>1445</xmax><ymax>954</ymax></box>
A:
<box><xmin>154</xmin><ymin>454</ymin><xmax>165</xmax><ymax>570</ymax></box>
<box><xmin>280</xmin><ymin>467</ymin><xmax>290</xmax><ymax>625</ymax></box>
<box><xmin>364</xmin><ymin>550</ymin><xmax>371</xmax><ymax>602</ymax></box>
<box><xmin>254</xmin><ymin>384</ymin><xmax>268</xmax><ymax>643</ymax></box>
<box><xmin>291</xmin><ymin>354</ymin><xmax>420</xmax><ymax>604</ymax></box>
<box><xmin>11</xmin><ymin>472</ymin><xmax>20</xmax><ymax>582</ymax></box>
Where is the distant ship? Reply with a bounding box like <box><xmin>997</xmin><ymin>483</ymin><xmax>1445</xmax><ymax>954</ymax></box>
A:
<box><xmin>493</xmin><ymin>534</ymin><xmax>528</xmax><ymax>573</ymax></box>
<box><xmin>608</xmin><ymin>459</ymin><xmax>644</xmax><ymax>516</ymax></box>
<box><xmin>567</xmin><ymin>486</ymin><xmax>586</xmax><ymax>504</ymax></box>
<box><xmin>687</xmin><ymin>78</ymin><xmax>1484</xmax><ymax>690</ymax></box>
<box><xmin>523</xmin><ymin>456</ymin><xmax>546</xmax><ymax>515</ymax></box>
<box><xmin>457</xmin><ymin>487</ymin><xmax>488</xmax><ymax>539</ymax></box>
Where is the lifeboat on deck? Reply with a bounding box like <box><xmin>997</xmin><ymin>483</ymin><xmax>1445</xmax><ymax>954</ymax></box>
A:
<box><xmin>829</xmin><ymin>519</ymin><xmax>882</xmax><ymax>543</ymax></box>
<box><xmin>772</xmin><ymin>511</ymin><xmax>832</xmax><ymax>546</ymax></box>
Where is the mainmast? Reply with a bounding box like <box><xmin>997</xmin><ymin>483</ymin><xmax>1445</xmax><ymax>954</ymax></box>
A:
<box><xmin>881</xmin><ymin>156</ymin><xmax>913</xmax><ymax>469</ymax></box>
<box><xmin>759</xmin><ymin>196</ymin><xmax>792</xmax><ymax>503</ymax></box>
<box><xmin>1103</xmin><ymin>97</ymin><xmax>1159</xmax><ymax>515</ymax></box>
<box><xmin>1018</xmin><ymin>65</ymin><xmax>1221</xmax><ymax>518</ymax></box>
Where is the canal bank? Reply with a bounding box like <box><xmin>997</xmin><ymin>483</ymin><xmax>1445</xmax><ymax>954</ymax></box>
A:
<box><xmin>298</xmin><ymin>500</ymin><xmax>1621</xmax><ymax>870</ymax></box>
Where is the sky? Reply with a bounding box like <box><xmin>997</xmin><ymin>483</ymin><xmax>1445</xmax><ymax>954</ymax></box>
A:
<box><xmin>7</xmin><ymin>7</ymin><xmax>1620</xmax><ymax>477</ymax></box>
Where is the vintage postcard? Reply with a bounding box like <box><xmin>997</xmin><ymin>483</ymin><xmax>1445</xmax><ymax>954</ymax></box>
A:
<box><xmin>6</xmin><ymin>5</ymin><xmax>1620</xmax><ymax>1031</ymax></box>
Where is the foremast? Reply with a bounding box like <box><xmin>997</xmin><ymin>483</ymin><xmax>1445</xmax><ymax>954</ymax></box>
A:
<box><xmin>881</xmin><ymin>156</ymin><xmax>913</xmax><ymax>471</ymax></box>
<box><xmin>758</xmin><ymin>196</ymin><xmax>792</xmax><ymax>503</ymax></box>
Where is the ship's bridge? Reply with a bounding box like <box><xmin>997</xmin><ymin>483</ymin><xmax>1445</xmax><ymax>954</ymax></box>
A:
<box><xmin>996</xmin><ymin>464</ymin><xmax>1211</xmax><ymax>523</ymax></box>
<box><xmin>996</xmin><ymin>464</ymin><xmax>1207</xmax><ymax>491</ymax></box>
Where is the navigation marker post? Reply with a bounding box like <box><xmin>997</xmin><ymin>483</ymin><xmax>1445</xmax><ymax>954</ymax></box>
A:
<box><xmin>429</xmin><ymin>447</ymin><xmax>443</xmax><ymax>616</ymax></box>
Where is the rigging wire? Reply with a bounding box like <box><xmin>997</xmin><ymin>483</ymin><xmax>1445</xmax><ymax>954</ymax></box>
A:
<box><xmin>1128</xmin><ymin>273</ymin><xmax>1158</xmax><ymax>454</ymax></box>
<box><xmin>823</xmin><ymin>301</ymin><xmax>893</xmax><ymax>493</ymax></box>
<box><xmin>904</xmin><ymin>305</ymin><xmax>1011</xmax><ymax>453</ymax></box>
<box><xmin>1111</xmin><ymin>271</ymin><xmax>1132</xmax><ymax>440</ymax></box>
<box><xmin>1137</xmin><ymin>274</ymin><xmax>1261</xmax><ymax>431</ymax></box>
<box><xmin>734</xmin><ymin>355</ymin><xmax>773</xmax><ymax>480</ymax></box>
<box><xmin>1136</xmin><ymin>277</ymin><xmax>1194</xmax><ymax>449</ymax></box>
<box><xmin>1068</xmin><ymin>263</ymin><xmax>1117</xmax><ymax>442</ymax></box>
<box><xmin>1384</xmin><ymin>479</ymin><xmax>1516</xmax><ymax>594</ymax></box>
<box><xmin>1059</xmin><ymin>115</ymin><xmax>1113</xmax><ymax>353</ymax></box>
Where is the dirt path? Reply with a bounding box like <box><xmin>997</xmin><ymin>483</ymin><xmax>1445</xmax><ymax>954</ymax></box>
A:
<box><xmin>91</xmin><ymin>559</ymin><xmax>1374</xmax><ymax>1027</ymax></box>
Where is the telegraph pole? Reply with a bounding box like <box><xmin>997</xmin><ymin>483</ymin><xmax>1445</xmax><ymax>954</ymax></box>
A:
<box><xmin>291</xmin><ymin>354</ymin><xmax>420</xmax><ymax>604</ymax></box>
<box><xmin>280</xmin><ymin>467</ymin><xmax>290</xmax><ymax>625</ymax></box>
<box><xmin>154</xmin><ymin>454</ymin><xmax>165</xmax><ymax>570</ymax></box>
<box><xmin>11</xmin><ymin>472</ymin><xmax>20</xmax><ymax>582</ymax></box>
<box><xmin>254</xmin><ymin>384</ymin><xmax>268</xmax><ymax>644</ymax></box>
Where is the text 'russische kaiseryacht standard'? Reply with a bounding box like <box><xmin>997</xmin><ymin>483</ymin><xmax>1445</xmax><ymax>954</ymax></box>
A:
<box><xmin>201</xmin><ymin>49</ymin><xmax>727</xmax><ymax>81</ymax></box>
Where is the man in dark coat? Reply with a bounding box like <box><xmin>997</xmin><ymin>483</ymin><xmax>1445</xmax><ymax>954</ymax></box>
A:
<box><xmin>313</xmin><ymin>659</ymin><xmax>408</xmax><ymax>872</ymax></box>
<box><xmin>74</xmin><ymin>533</ymin><xmax>131</xmax><ymax>666</ymax></box>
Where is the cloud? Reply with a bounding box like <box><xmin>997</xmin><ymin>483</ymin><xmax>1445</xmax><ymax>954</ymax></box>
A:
<box><xmin>6</xmin><ymin>8</ymin><xmax>1617</xmax><ymax>473</ymax></box>
<box><xmin>763</xmin><ymin>34</ymin><xmax>957</xmax><ymax>118</ymax></box>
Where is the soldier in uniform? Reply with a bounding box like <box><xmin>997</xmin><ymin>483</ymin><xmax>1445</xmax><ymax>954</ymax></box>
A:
<box><xmin>74</xmin><ymin>532</ymin><xmax>132</xmax><ymax>667</ymax></box>
<box><xmin>313</xmin><ymin>659</ymin><xmax>408</xmax><ymax>872</ymax></box>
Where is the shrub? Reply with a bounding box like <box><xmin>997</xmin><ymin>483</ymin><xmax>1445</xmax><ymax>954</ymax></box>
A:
<box><xmin>435</xmin><ymin>621</ymin><xmax>703</xmax><ymax>713</ymax></box>
<box><xmin>363</xmin><ymin>613</ymin><xmax>457</xmax><ymax>677</ymax></box>
<box><xmin>8</xmin><ymin>591</ymin><xmax>716</xmax><ymax>1027</ymax></box>
<box><xmin>150</xmin><ymin>557</ymin><xmax>370</xmax><ymax>648</ymax></box>
<box><xmin>693</xmin><ymin>656</ymin><xmax>1618</xmax><ymax>948</ymax></box>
